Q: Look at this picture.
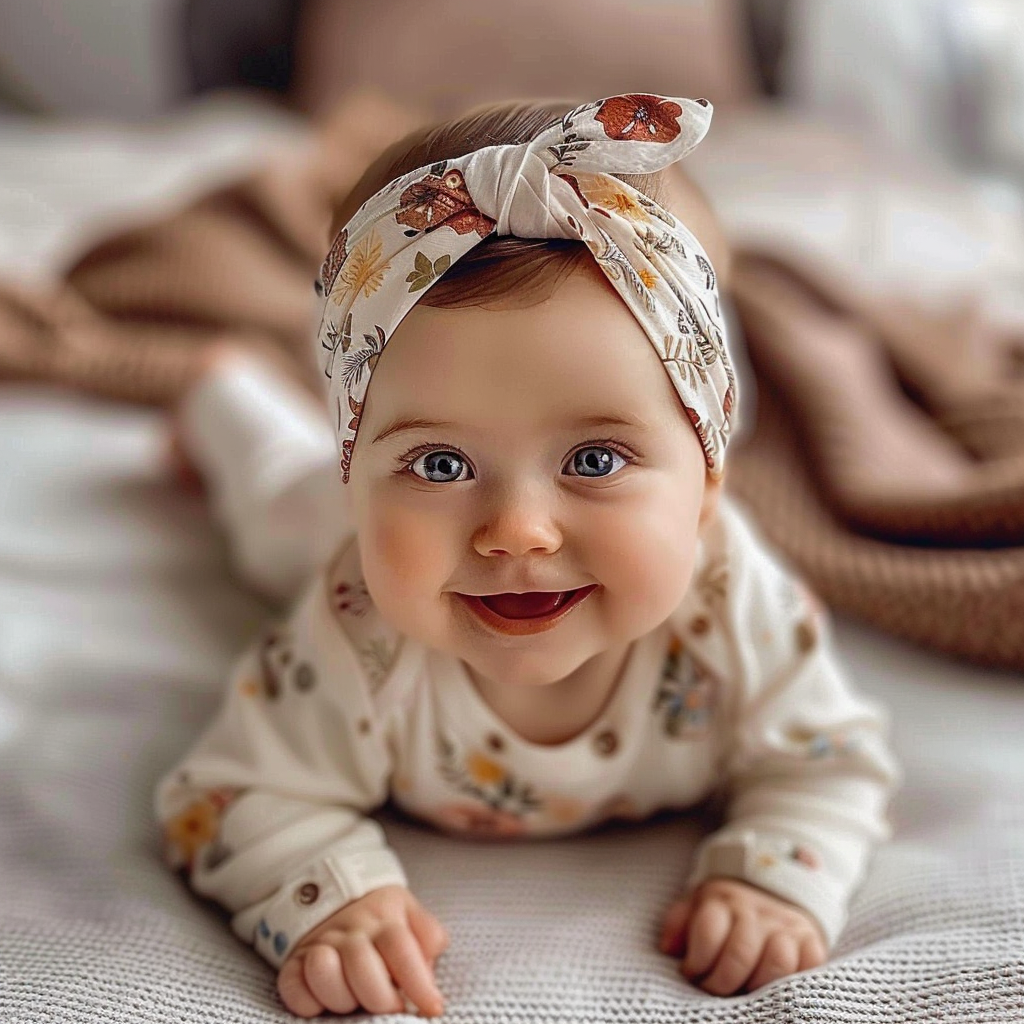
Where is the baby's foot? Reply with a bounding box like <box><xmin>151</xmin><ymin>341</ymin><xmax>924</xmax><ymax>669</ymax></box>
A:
<box><xmin>165</xmin><ymin>343</ymin><xmax>251</xmax><ymax>494</ymax></box>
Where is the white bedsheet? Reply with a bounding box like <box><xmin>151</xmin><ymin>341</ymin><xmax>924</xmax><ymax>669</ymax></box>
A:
<box><xmin>2</xmin><ymin>97</ymin><xmax>1023</xmax><ymax>1023</ymax></box>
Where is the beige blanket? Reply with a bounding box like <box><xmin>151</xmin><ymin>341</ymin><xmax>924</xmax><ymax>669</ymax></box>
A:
<box><xmin>2</xmin><ymin>94</ymin><xmax>1021</xmax><ymax>670</ymax></box>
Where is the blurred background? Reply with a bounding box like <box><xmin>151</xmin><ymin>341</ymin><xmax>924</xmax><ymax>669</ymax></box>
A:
<box><xmin>2</xmin><ymin>0</ymin><xmax>1023</xmax><ymax>278</ymax></box>
<box><xmin>2</xmin><ymin>0</ymin><xmax>1024</xmax><ymax>666</ymax></box>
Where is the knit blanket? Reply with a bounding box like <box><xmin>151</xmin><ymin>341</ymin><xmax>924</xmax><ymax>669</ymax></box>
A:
<box><xmin>1</xmin><ymin>96</ymin><xmax>1022</xmax><ymax>673</ymax></box>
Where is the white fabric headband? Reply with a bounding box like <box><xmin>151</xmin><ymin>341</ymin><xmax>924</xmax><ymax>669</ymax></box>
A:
<box><xmin>315</xmin><ymin>93</ymin><xmax>736</xmax><ymax>482</ymax></box>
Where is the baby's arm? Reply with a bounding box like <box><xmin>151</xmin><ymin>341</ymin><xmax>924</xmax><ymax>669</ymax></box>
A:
<box><xmin>155</xmin><ymin>560</ymin><xmax>447</xmax><ymax>1016</ymax></box>
<box><xmin>172</xmin><ymin>346</ymin><xmax>349</xmax><ymax>606</ymax></box>
<box><xmin>661</xmin><ymin>504</ymin><xmax>899</xmax><ymax>994</ymax></box>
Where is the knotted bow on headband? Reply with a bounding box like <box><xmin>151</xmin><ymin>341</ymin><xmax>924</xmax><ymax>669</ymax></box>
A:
<box><xmin>316</xmin><ymin>94</ymin><xmax>735</xmax><ymax>482</ymax></box>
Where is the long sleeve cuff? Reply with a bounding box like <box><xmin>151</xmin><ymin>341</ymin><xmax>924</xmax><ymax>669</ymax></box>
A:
<box><xmin>687</xmin><ymin>829</ymin><xmax>849</xmax><ymax>948</ymax></box>
<box><xmin>233</xmin><ymin>846</ymin><xmax>408</xmax><ymax>969</ymax></box>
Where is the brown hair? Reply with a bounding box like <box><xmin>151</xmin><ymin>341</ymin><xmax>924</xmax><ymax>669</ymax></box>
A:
<box><xmin>331</xmin><ymin>100</ymin><xmax>670</xmax><ymax>309</ymax></box>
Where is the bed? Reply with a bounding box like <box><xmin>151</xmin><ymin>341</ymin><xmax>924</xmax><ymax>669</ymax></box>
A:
<box><xmin>2</xmin><ymin>96</ymin><xmax>1023</xmax><ymax>1023</ymax></box>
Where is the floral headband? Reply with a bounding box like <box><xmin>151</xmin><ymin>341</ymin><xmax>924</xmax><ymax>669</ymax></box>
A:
<box><xmin>315</xmin><ymin>93</ymin><xmax>735</xmax><ymax>483</ymax></box>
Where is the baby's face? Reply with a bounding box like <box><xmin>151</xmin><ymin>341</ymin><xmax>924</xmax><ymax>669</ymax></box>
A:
<box><xmin>349</xmin><ymin>261</ymin><xmax>716</xmax><ymax>688</ymax></box>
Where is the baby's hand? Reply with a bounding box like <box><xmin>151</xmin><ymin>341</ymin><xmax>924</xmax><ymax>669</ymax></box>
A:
<box><xmin>276</xmin><ymin>885</ymin><xmax>449</xmax><ymax>1018</ymax></box>
<box><xmin>659</xmin><ymin>878</ymin><xmax>826</xmax><ymax>995</ymax></box>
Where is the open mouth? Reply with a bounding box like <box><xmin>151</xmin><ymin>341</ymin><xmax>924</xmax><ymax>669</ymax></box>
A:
<box><xmin>457</xmin><ymin>585</ymin><xmax>598</xmax><ymax>636</ymax></box>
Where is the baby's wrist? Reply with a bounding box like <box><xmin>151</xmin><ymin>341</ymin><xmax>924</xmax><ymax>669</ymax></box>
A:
<box><xmin>696</xmin><ymin>876</ymin><xmax>825</xmax><ymax>936</ymax></box>
<box><xmin>239</xmin><ymin>849</ymin><xmax>408</xmax><ymax>969</ymax></box>
<box><xmin>688</xmin><ymin>830</ymin><xmax>843</xmax><ymax>946</ymax></box>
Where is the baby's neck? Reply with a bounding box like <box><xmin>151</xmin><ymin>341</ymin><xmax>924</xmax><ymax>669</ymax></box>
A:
<box><xmin>465</xmin><ymin>642</ymin><xmax>632</xmax><ymax>747</ymax></box>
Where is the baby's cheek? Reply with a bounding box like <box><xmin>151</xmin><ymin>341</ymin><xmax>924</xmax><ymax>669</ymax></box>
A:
<box><xmin>360</xmin><ymin>505</ymin><xmax>452</xmax><ymax>633</ymax></box>
<box><xmin>593</xmin><ymin>505</ymin><xmax>698</xmax><ymax>629</ymax></box>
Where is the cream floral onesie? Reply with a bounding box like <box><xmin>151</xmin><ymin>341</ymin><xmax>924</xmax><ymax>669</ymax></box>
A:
<box><xmin>156</xmin><ymin>356</ymin><xmax>899</xmax><ymax>972</ymax></box>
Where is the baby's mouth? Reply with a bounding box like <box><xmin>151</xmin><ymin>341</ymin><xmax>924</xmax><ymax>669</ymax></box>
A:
<box><xmin>478</xmin><ymin>591</ymin><xmax>575</xmax><ymax>619</ymax></box>
<box><xmin>457</xmin><ymin>585</ymin><xmax>598</xmax><ymax>636</ymax></box>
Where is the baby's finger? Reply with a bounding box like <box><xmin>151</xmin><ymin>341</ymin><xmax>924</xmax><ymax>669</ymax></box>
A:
<box><xmin>407</xmin><ymin>902</ymin><xmax>450</xmax><ymax>964</ymax></box>
<box><xmin>341</xmin><ymin>934</ymin><xmax>406</xmax><ymax>1015</ymax></box>
<box><xmin>798</xmin><ymin>932</ymin><xmax>828</xmax><ymax>972</ymax></box>
<box><xmin>659</xmin><ymin>896</ymin><xmax>693</xmax><ymax>955</ymax></box>
<box><xmin>700</xmin><ymin>917</ymin><xmax>765</xmax><ymax>995</ymax></box>
<box><xmin>745</xmin><ymin>931</ymin><xmax>799</xmax><ymax>991</ymax></box>
<box><xmin>303</xmin><ymin>943</ymin><xmax>360</xmax><ymax>1015</ymax></box>
<box><xmin>277</xmin><ymin>954</ymin><xmax>325</xmax><ymax>1018</ymax></box>
<box><xmin>680</xmin><ymin>899</ymin><xmax>732</xmax><ymax>979</ymax></box>
<box><xmin>701</xmin><ymin>916</ymin><xmax>764</xmax><ymax>996</ymax></box>
<box><xmin>377</xmin><ymin>924</ymin><xmax>445</xmax><ymax>1017</ymax></box>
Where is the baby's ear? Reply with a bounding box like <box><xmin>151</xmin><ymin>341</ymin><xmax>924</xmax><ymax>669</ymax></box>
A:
<box><xmin>699</xmin><ymin>473</ymin><xmax>723</xmax><ymax>528</ymax></box>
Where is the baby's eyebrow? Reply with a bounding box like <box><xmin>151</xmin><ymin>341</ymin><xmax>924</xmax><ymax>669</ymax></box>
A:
<box><xmin>372</xmin><ymin>417</ymin><xmax>457</xmax><ymax>444</ymax></box>
<box><xmin>568</xmin><ymin>413</ymin><xmax>648</xmax><ymax>432</ymax></box>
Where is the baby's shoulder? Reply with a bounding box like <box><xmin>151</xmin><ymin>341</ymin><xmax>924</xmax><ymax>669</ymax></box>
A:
<box><xmin>671</xmin><ymin>497</ymin><xmax>830</xmax><ymax>685</ymax></box>
<box><xmin>260</xmin><ymin>535</ymin><xmax>422</xmax><ymax>717</ymax></box>
<box><xmin>693</xmin><ymin>496</ymin><xmax>824</xmax><ymax>616</ymax></box>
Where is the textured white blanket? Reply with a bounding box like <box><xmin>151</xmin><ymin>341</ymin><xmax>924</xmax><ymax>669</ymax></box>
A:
<box><xmin>2</xmin><ymin>388</ymin><xmax>1022</xmax><ymax>1023</ymax></box>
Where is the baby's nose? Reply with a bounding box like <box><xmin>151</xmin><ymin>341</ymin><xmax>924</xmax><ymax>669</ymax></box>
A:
<box><xmin>471</xmin><ymin>484</ymin><xmax>563</xmax><ymax>558</ymax></box>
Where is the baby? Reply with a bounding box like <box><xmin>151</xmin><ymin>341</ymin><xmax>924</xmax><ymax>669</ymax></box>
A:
<box><xmin>157</xmin><ymin>94</ymin><xmax>898</xmax><ymax>1018</ymax></box>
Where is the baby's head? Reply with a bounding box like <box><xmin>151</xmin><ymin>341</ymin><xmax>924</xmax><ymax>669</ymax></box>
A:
<box><xmin>318</xmin><ymin>96</ymin><xmax>735</xmax><ymax>689</ymax></box>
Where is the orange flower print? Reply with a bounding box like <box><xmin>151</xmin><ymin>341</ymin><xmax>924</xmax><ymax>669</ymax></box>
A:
<box><xmin>576</xmin><ymin>176</ymin><xmax>650</xmax><ymax>222</ymax></box>
<box><xmin>396</xmin><ymin>167</ymin><xmax>495</xmax><ymax>238</ymax></box>
<box><xmin>164</xmin><ymin>789</ymin><xmax>238</xmax><ymax>869</ymax></box>
<box><xmin>466</xmin><ymin>751</ymin><xmax>506</xmax><ymax>787</ymax></box>
<box><xmin>437</xmin><ymin>733</ymin><xmax>542</xmax><ymax>820</ymax></box>
<box><xmin>432</xmin><ymin>802</ymin><xmax>528</xmax><ymax>839</ymax></box>
<box><xmin>165</xmin><ymin>801</ymin><xmax>217</xmax><ymax>865</ymax></box>
<box><xmin>329</xmin><ymin>231</ymin><xmax>389</xmax><ymax>307</ymax></box>
<box><xmin>333</xmin><ymin>230</ymin><xmax>390</xmax><ymax>303</ymax></box>
<box><xmin>639</xmin><ymin>268</ymin><xmax>658</xmax><ymax>289</ymax></box>
<box><xmin>595</xmin><ymin>95</ymin><xmax>683</xmax><ymax>143</ymax></box>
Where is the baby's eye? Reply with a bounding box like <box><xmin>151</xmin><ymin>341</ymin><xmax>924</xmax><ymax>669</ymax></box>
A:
<box><xmin>563</xmin><ymin>445</ymin><xmax>628</xmax><ymax>478</ymax></box>
<box><xmin>409</xmin><ymin>450</ymin><xmax>472</xmax><ymax>483</ymax></box>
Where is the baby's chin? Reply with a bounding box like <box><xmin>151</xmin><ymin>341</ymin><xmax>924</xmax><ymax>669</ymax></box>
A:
<box><xmin>457</xmin><ymin>648</ymin><xmax>595</xmax><ymax>689</ymax></box>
